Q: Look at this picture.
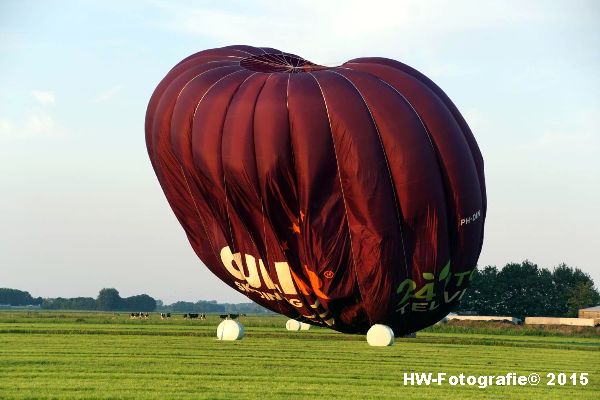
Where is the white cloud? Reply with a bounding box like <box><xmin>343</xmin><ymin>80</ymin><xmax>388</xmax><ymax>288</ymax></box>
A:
<box><xmin>90</xmin><ymin>85</ymin><xmax>122</xmax><ymax>103</ymax></box>
<box><xmin>0</xmin><ymin>113</ymin><xmax>64</xmax><ymax>139</ymax></box>
<box><xmin>0</xmin><ymin>118</ymin><xmax>14</xmax><ymax>136</ymax></box>
<box><xmin>31</xmin><ymin>90</ymin><xmax>56</xmax><ymax>105</ymax></box>
<box><xmin>527</xmin><ymin>108</ymin><xmax>599</xmax><ymax>154</ymax></box>
<box><xmin>25</xmin><ymin>114</ymin><xmax>57</xmax><ymax>134</ymax></box>
<box><xmin>150</xmin><ymin>0</ymin><xmax>554</xmax><ymax>64</ymax></box>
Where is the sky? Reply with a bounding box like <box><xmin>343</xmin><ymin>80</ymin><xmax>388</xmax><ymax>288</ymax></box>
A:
<box><xmin>1</xmin><ymin>0</ymin><xmax>599</xmax><ymax>303</ymax></box>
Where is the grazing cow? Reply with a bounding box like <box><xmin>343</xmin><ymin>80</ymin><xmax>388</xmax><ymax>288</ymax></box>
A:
<box><xmin>160</xmin><ymin>313</ymin><xmax>171</xmax><ymax>319</ymax></box>
<box><xmin>200</xmin><ymin>313</ymin><xmax>206</xmax><ymax>320</ymax></box>
<box><xmin>183</xmin><ymin>313</ymin><xmax>188</xmax><ymax>319</ymax></box>
<box><xmin>240</xmin><ymin>313</ymin><xmax>246</xmax><ymax>317</ymax></box>
<box><xmin>219</xmin><ymin>313</ymin><xmax>240</xmax><ymax>320</ymax></box>
<box><xmin>188</xmin><ymin>313</ymin><xmax>199</xmax><ymax>319</ymax></box>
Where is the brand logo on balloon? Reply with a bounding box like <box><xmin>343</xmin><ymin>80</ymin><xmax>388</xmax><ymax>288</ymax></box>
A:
<box><xmin>220</xmin><ymin>245</ymin><xmax>297</xmax><ymax>299</ymax></box>
<box><xmin>220</xmin><ymin>246</ymin><xmax>335</xmax><ymax>326</ymax></box>
<box><xmin>394</xmin><ymin>261</ymin><xmax>475</xmax><ymax>315</ymax></box>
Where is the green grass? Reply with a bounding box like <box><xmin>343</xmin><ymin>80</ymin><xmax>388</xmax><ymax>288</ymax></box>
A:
<box><xmin>0</xmin><ymin>311</ymin><xmax>598</xmax><ymax>399</ymax></box>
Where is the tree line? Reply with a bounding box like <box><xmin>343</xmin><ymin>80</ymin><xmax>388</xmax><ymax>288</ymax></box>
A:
<box><xmin>162</xmin><ymin>300</ymin><xmax>270</xmax><ymax>314</ymax></box>
<box><xmin>0</xmin><ymin>288</ymin><xmax>43</xmax><ymax>306</ymax></box>
<box><xmin>0</xmin><ymin>288</ymin><xmax>271</xmax><ymax>313</ymax></box>
<box><xmin>2</xmin><ymin>261</ymin><xmax>598</xmax><ymax>317</ymax></box>
<box><xmin>456</xmin><ymin>261</ymin><xmax>599</xmax><ymax>319</ymax></box>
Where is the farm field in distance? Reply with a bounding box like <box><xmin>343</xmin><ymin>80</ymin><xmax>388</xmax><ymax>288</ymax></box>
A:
<box><xmin>0</xmin><ymin>311</ymin><xmax>598</xmax><ymax>399</ymax></box>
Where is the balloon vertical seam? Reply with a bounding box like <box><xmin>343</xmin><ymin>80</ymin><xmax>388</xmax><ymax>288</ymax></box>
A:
<box><xmin>329</xmin><ymin>69</ymin><xmax>411</xmax><ymax>281</ymax></box>
<box><xmin>308</xmin><ymin>71</ymin><xmax>372</xmax><ymax>327</ymax></box>
<box><xmin>220</xmin><ymin>73</ymin><xmax>260</xmax><ymax>255</ymax></box>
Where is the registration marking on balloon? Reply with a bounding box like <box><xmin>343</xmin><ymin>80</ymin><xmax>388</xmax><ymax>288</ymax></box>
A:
<box><xmin>459</xmin><ymin>209</ymin><xmax>482</xmax><ymax>227</ymax></box>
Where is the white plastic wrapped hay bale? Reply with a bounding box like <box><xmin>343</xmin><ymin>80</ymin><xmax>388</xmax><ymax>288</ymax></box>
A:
<box><xmin>286</xmin><ymin>319</ymin><xmax>302</xmax><ymax>331</ymax></box>
<box><xmin>299</xmin><ymin>322</ymin><xmax>311</xmax><ymax>330</ymax></box>
<box><xmin>217</xmin><ymin>320</ymin><xmax>244</xmax><ymax>340</ymax></box>
<box><xmin>366</xmin><ymin>324</ymin><xmax>394</xmax><ymax>346</ymax></box>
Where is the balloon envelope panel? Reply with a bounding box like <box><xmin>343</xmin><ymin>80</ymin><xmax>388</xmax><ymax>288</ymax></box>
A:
<box><xmin>145</xmin><ymin>45</ymin><xmax>486</xmax><ymax>335</ymax></box>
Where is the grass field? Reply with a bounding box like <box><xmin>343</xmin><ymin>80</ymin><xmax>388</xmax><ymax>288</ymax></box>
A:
<box><xmin>0</xmin><ymin>311</ymin><xmax>598</xmax><ymax>399</ymax></box>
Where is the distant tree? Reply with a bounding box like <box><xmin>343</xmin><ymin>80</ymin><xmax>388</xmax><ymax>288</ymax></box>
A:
<box><xmin>537</xmin><ymin>268</ymin><xmax>555</xmax><ymax>314</ymax></box>
<box><xmin>167</xmin><ymin>299</ymin><xmax>271</xmax><ymax>313</ymax></box>
<box><xmin>0</xmin><ymin>288</ymin><xmax>36</xmax><ymax>306</ymax></box>
<box><xmin>457</xmin><ymin>266</ymin><xmax>500</xmax><ymax>315</ymax></box>
<box><xmin>171</xmin><ymin>301</ymin><xmax>196</xmax><ymax>313</ymax></box>
<box><xmin>497</xmin><ymin>261</ymin><xmax>555</xmax><ymax>318</ymax></box>
<box><xmin>41</xmin><ymin>298</ymin><xmax>63</xmax><ymax>310</ymax></box>
<box><xmin>96</xmin><ymin>288</ymin><xmax>123</xmax><ymax>311</ymax></box>
<box><xmin>566</xmin><ymin>281</ymin><xmax>600</xmax><ymax>316</ymax></box>
<box><xmin>41</xmin><ymin>297</ymin><xmax>96</xmax><ymax>310</ymax></box>
<box><xmin>551</xmin><ymin>264</ymin><xmax>599</xmax><ymax>316</ymax></box>
<box><xmin>223</xmin><ymin>302</ymin><xmax>273</xmax><ymax>314</ymax></box>
<box><xmin>197</xmin><ymin>300</ymin><xmax>225</xmax><ymax>313</ymax></box>
<box><xmin>70</xmin><ymin>297</ymin><xmax>97</xmax><ymax>310</ymax></box>
<box><xmin>123</xmin><ymin>294</ymin><xmax>156</xmax><ymax>312</ymax></box>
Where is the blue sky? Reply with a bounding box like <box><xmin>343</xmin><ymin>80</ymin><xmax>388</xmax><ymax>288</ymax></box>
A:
<box><xmin>1</xmin><ymin>0</ymin><xmax>599</xmax><ymax>303</ymax></box>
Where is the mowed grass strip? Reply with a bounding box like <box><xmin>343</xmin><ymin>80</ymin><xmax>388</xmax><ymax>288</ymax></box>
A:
<box><xmin>0</xmin><ymin>313</ymin><xmax>598</xmax><ymax>399</ymax></box>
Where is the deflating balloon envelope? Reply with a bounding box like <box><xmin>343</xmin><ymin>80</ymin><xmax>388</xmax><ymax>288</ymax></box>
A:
<box><xmin>145</xmin><ymin>45</ymin><xmax>486</xmax><ymax>336</ymax></box>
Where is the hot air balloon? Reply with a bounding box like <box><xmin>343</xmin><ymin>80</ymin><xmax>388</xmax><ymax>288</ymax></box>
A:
<box><xmin>145</xmin><ymin>45</ymin><xmax>486</xmax><ymax>336</ymax></box>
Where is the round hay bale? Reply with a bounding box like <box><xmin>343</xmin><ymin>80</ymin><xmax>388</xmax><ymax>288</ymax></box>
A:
<box><xmin>217</xmin><ymin>320</ymin><xmax>244</xmax><ymax>340</ymax></box>
<box><xmin>299</xmin><ymin>322</ymin><xmax>311</xmax><ymax>330</ymax></box>
<box><xmin>286</xmin><ymin>319</ymin><xmax>302</xmax><ymax>331</ymax></box>
<box><xmin>366</xmin><ymin>324</ymin><xmax>395</xmax><ymax>347</ymax></box>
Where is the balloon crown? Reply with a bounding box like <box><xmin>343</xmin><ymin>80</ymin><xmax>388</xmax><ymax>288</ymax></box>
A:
<box><xmin>240</xmin><ymin>53</ymin><xmax>327</xmax><ymax>73</ymax></box>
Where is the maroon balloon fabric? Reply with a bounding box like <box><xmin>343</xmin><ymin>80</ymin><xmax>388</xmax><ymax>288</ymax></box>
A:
<box><xmin>145</xmin><ymin>45</ymin><xmax>486</xmax><ymax>335</ymax></box>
